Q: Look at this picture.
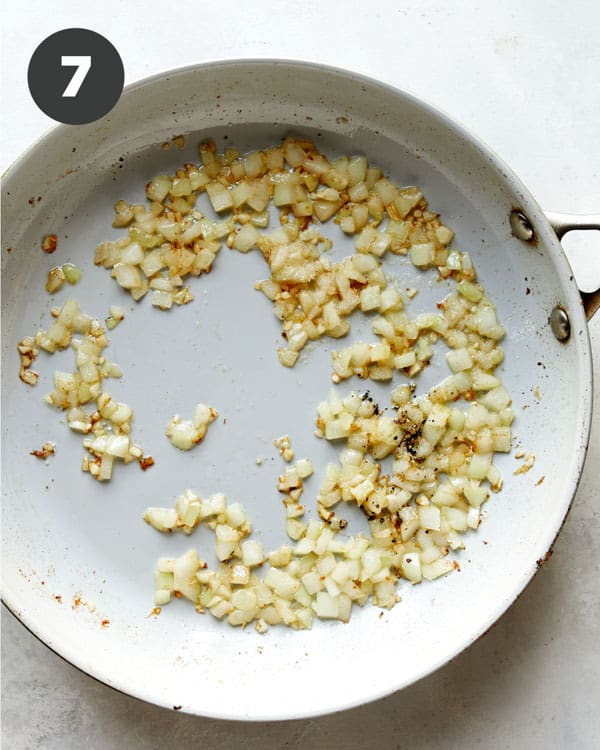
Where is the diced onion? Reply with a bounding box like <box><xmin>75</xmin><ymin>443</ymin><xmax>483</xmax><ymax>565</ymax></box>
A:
<box><xmin>165</xmin><ymin>403</ymin><xmax>217</xmax><ymax>451</ymax></box>
<box><xmin>22</xmin><ymin>136</ymin><xmax>516</xmax><ymax>632</ymax></box>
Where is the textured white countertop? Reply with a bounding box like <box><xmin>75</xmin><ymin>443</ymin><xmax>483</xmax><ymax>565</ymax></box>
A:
<box><xmin>2</xmin><ymin>1</ymin><xmax>599</xmax><ymax>747</ymax></box>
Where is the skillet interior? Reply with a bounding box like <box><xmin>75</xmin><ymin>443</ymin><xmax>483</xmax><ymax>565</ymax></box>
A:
<box><xmin>1</xmin><ymin>61</ymin><xmax>592</xmax><ymax>720</ymax></box>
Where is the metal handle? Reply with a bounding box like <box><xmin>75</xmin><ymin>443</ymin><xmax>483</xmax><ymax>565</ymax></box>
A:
<box><xmin>544</xmin><ymin>211</ymin><xmax>600</xmax><ymax>320</ymax></box>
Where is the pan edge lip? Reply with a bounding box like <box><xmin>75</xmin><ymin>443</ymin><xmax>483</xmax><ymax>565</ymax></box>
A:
<box><xmin>1</xmin><ymin>58</ymin><xmax>595</xmax><ymax>721</ymax></box>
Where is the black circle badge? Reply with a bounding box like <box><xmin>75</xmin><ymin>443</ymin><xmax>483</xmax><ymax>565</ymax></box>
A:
<box><xmin>28</xmin><ymin>28</ymin><xmax>124</xmax><ymax>125</ymax></box>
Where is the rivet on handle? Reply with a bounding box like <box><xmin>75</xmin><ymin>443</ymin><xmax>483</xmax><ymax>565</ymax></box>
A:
<box><xmin>510</xmin><ymin>209</ymin><xmax>535</xmax><ymax>242</ymax></box>
<box><xmin>550</xmin><ymin>306</ymin><xmax>571</xmax><ymax>342</ymax></box>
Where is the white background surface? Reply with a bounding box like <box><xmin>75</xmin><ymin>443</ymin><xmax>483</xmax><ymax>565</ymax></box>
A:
<box><xmin>1</xmin><ymin>1</ymin><xmax>599</xmax><ymax>748</ymax></box>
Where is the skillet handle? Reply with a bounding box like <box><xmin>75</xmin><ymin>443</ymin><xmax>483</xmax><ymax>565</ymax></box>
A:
<box><xmin>544</xmin><ymin>211</ymin><xmax>600</xmax><ymax>320</ymax></box>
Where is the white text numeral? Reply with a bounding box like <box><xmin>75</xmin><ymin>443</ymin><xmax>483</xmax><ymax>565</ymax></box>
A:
<box><xmin>61</xmin><ymin>55</ymin><xmax>92</xmax><ymax>97</ymax></box>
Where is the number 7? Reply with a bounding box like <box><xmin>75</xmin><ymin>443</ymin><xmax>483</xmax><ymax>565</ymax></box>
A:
<box><xmin>61</xmin><ymin>56</ymin><xmax>92</xmax><ymax>97</ymax></box>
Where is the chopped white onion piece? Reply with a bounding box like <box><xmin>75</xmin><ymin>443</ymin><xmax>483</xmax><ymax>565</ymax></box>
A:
<box><xmin>51</xmin><ymin>136</ymin><xmax>517</xmax><ymax>630</ymax></box>
<box><xmin>165</xmin><ymin>403</ymin><xmax>217</xmax><ymax>450</ymax></box>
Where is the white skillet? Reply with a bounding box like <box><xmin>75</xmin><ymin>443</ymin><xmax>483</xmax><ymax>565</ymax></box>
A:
<box><xmin>2</xmin><ymin>60</ymin><xmax>598</xmax><ymax>720</ymax></box>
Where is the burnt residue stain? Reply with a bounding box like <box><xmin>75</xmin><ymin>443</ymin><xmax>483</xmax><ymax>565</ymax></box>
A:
<box><xmin>139</xmin><ymin>455</ymin><xmax>155</xmax><ymax>471</ymax></box>
<box><xmin>536</xmin><ymin>548</ymin><xmax>554</xmax><ymax>569</ymax></box>
<box><xmin>41</xmin><ymin>234</ymin><xmax>58</xmax><ymax>253</ymax></box>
